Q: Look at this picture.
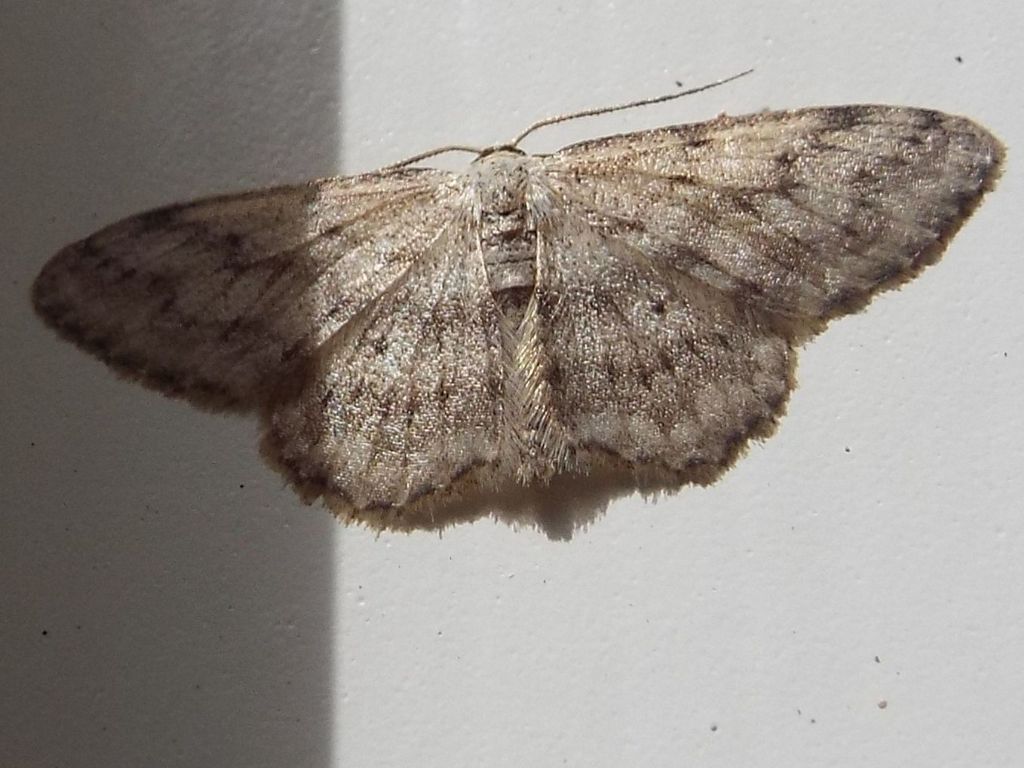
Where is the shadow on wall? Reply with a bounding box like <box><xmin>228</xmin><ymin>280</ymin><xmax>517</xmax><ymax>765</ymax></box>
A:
<box><xmin>3</xmin><ymin>3</ymin><xmax>340</xmax><ymax>767</ymax></box>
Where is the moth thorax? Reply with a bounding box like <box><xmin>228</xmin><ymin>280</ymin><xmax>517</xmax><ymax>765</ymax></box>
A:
<box><xmin>472</xmin><ymin>152</ymin><xmax>538</xmax><ymax>320</ymax></box>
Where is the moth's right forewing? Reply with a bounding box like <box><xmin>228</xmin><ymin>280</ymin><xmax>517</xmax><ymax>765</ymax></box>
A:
<box><xmin>543</xmin><ymin>106</ymin><xmax>1004</xmax><ymax>325</ymax></box>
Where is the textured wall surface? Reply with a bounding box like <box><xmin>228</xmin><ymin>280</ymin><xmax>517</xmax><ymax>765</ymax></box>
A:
<box><xmin>2</xmin><ymin>2</ymin><xmax>1021</xmax><ymax>766</ymax></box>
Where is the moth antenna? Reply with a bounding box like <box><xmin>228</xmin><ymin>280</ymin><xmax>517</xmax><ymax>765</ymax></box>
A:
<box><xmin>508</xmin><ymin>69</ymin><xmax>755</xmax><ymax>147</ymax></box>
<box><xmin>383</xmin><ymin>144</ymin><xmax>486</xmax><ymax>171</ymax></box>
<box><xmin>383</xmin><ymin>70</ymin><xmax>753</xmax><ymax>168</ymax></box>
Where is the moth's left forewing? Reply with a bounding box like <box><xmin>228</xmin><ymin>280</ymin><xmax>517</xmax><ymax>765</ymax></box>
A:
<box><xmin>32</xmin><ymin>168</ymin><xmax>461</xmax><ymax>410</ymax></box>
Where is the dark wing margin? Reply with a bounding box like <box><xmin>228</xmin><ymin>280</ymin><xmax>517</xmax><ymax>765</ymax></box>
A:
<box><xmin>32</xmin><ymin>168</ymin><xmax>458</xmax><ymax>410</ymax></box>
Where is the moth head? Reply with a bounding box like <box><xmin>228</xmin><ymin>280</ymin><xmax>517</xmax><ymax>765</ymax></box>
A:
<box><xmin>470</xmin><ymin>148</ymin><xmax>531</xmax><ymax>215</ymax></box>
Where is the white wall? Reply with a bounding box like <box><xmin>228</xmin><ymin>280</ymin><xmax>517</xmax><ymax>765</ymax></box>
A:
<box><xmin>2</xmin><ymin>2</ymin><xmax>1022</xmax><ymax>766</ymax></box>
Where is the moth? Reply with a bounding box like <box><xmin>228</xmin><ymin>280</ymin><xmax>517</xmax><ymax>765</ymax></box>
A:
<box><xmin>33</xmin><ymin>77</ymin><xmax>1004</xmax><ymax>531</ymax></box>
